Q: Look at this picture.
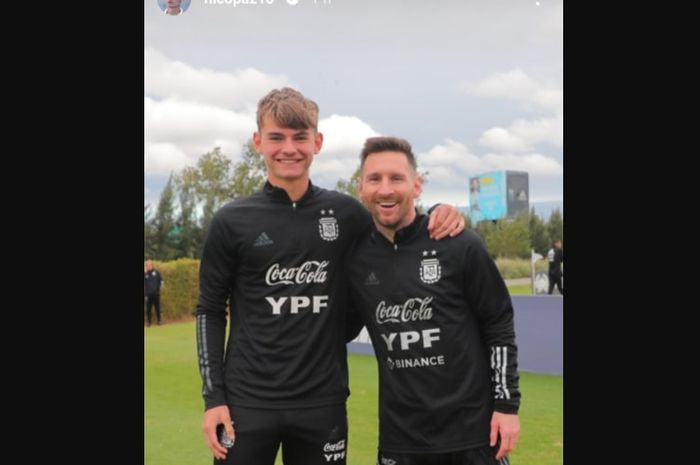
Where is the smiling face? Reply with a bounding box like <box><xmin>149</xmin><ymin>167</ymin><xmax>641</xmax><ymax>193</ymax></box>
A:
<box><xmin>359</xmin><ymin>150</ymin><xmax>422</xmax><ymax>239</ymax></box>
<box><xmin>253</xmin><ymin>116</ymin><xmax>323</xmax><ymax>187</ymax></box>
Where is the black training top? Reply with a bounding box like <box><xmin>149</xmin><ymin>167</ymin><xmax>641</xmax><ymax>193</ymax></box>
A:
<box><xmin>144</xmin><ymin>269</ymin><xmax>162</xmax><ymax>297</ymax></box>
<box><xmin>548</xmin><ymin>247</ymin><xmax>564</xmax><ymax>276</ymax></box>
<box><xmin>347</xmin><ymin>213</ymin><xmax>520</xmax><ymax>453</ymax></box>
<box><xmin>196</xmin><ymin>180</ymin><xmax>371</xmax><ymax>410</ymax></box>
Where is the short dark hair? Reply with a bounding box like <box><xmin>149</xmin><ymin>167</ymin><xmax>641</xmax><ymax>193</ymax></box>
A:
<box><xmin>360</xmin><ymin>136</ymin><xmax>417</xmax><ymax>171</ymax></box>
<box><xmin>256</xmin><ymin>87</ymin><xmax>319</xmax><ymax>131</ymax></box>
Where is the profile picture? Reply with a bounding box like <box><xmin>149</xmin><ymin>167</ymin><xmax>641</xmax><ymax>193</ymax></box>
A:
<box><xmin>158</xmin><ymin>0</ymin><xmax>191</xmax><ymax>16</ymax></box>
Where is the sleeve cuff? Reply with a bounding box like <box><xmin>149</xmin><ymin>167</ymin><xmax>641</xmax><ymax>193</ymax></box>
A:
<box><xmin>427</xmin><ymin>203</ymin><xmax>442</xmax><ymax>214</ymax></box>
<box><xmin>204</xmin><ymin>394</ymin><xmax>227</xmax><ymax>411</ymax></box>
<box><xmin>493</xmin><ymin>401</ymin><xmax>519</xmax><ymax>414</ymax></box>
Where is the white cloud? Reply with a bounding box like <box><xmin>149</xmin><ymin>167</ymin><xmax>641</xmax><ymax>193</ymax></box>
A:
<box><xmin>478</xmin><ymin>127</ymin><xmax>532</xmax><ymax>153</ymax></box>
<box><xmin>479</xmin><ymin>114</ymin><xmax>563</xmax><ymax>152</ymax></box>
<box><xmin>318</xmin><ymin>115</ymin><xmax>380</xmax><ymax>159</ymax></box>
<box><xmin>459</xmin><ymin>69</ymin><xmax>562</xmax><ymax>152</ymax></box>
<box><xmin>459</xmin><ymin>68</ymin><xmax>562</xmax><ymax>114</ymax></box>
<box><xmin>144</xmin><ymin>97</ymin><xmax>255</xmax><ymax>176</ymax></box>
<box><xmin>145</xmin><ymin>48</ymin><xmax>290</xmax><ymax>110</ymax></box>
<box><xmin>144</xmin><ymin>48</ymin><xmax>295</xmax><ymax>177</ymax></box>
<box><xmin>145</xmin><ymin>1</ymin><xmax>562</xmax><ymax>207</ymax></box>
<box><xmin>145</xmin><ymin>142</ymin><xmax>191</xmax><ymax>177</ymax></box>
<box><xmin>417</xmin><ymin>140</ymin><xmax>480</xmax><ymax>181</ymax></box>
<box><xmin>480</xmin><ymin>152</ymin><xmax>562</xmax><ymax>175</ymax></box>
<box><xmin>416</xmin><ymin>138</ymin><xmax>562</xmax><ymax>207</ymax></box>
<box><xmin>144</xmin><ymin>49</ymin><xmax>382</xmax><ymax>182</ymax></box>
<box><xmin>310</xmin><ymin>115</ymin><xmax>381</xmax><ymax>186</ymax></box>
<box><xmin>143</xmin><ymin>43</ymin><xmax>563</xmax><ymax>208</ymax></box>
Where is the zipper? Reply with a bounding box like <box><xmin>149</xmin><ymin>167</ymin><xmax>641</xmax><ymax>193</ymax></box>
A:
<box><xmin>391</xmin><ymin>241</ymin><xmax>399</xmax><ymax>294</ymax></box>
<box><xmin>290</xmin><ymin>201</ymin><xmax>300</xmax><ymax>253</ymax></box>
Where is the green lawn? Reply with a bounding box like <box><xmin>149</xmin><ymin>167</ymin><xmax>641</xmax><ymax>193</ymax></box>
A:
<box><xmin>145</xmin><ymin>321</ymin><xmax>562</xmax><ymax>465</ymax></box>
<box><xmin>507</xmin><ymin>284</ymin><xmax>532</xmax><ymax>295</ymax></box>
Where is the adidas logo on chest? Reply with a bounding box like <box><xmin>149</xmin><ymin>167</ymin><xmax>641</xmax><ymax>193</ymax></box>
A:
<box><xmin>254</xmin><ymin>232</ymin><xmax>274</xmax><ymax>247</ymax></box>
<box><xmin>364</xmin><ymin>272</ymin><xmax>380</xmax><ymax>285</ymax></box>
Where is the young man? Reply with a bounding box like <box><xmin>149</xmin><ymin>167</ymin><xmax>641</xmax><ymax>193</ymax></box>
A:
<box><xmin>347</xmin><ymin>136</ymin><xmax>521</xmax><ymax>465</ymax></box>
<box><xmin>195</xmin><ymin>88</ymin><xmax>465</xmax><ymax>465</ymax></box>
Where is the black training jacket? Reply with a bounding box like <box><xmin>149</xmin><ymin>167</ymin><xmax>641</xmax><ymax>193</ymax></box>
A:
<box><xmin>196</xmin><ymin>181</ymin><xmax>371</xmax><ymax>410</ymax></box>
<box><xmin>144</xmin><ymin>269</ymin><xmax>162</xmax><ymax>297</ymax></box>
<box><xmin>548</xmin><ymin>247</ymin><xmax>564</xmax><ymax>276</ymax></box>
<box><xmin>347</xmin><ymin>213</ymin><xmax>520</xmax><ymax>453</ymax></box>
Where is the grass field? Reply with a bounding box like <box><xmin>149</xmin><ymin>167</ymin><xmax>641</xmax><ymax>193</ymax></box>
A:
<box><xmin>507</xmin><ymin>284</ymin><xmax>532</xmax><ymax>295</ymax></box>
<box><xmin>145</xmin><ymin>321</ymin><xmax>562</xmax><ymax>465</ymax></box>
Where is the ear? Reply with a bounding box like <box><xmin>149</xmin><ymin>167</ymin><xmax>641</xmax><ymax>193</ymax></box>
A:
<box><xmin>413</xmin><ymin>172</ymin><xmax>423</xmax><ymax>199</ymax></box>
<box><xmin>314</xmin><ymin>132</ymin><xmax>324</xmax><ymax>154</ymax></box>
<box><xmin>253</xmin><ymin>132</ymin><xmax>262</xmax><ymax>152</ymax></box>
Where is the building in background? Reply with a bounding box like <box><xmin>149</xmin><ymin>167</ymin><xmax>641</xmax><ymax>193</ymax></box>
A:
<box><xmin>469</xmin><ymin>171</ymin><xmax>529</xmax><ymax>223</ymax></box>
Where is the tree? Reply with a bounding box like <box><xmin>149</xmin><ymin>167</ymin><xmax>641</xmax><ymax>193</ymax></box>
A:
<box><xmin>415</xmin><ymin>169</ymin><xmax>429</xmax><ymax>213</ymax></box>
<box><xmin>486</xmin><ymin>214</ymin><xmax>531</xmax><ymax>258</ymax></box>
<box><xmin>144</xmin><ymin>204</ymin><xmax>157</xmax><ymax>260</ymax></box>
<box><xmin>154</xmin><ymin>174</ymin><xmax>178</xmax><ymax>260</ymax></box>
<box><xmin>528</xmin><ymin>207</ymin><xmax>549</xmax><ymax>255</ymax></box>
<box><xmin>153</xmin><ymin>142</ymin><xmax>268</xmax><ymax>260</ymax></box>
<box><xmin>231</xmin><ymin>141</ymin><xmax>267</xmax><ymax>199</ymax></box>
<box><xmin>546</xmin><ymin>208</ymin><xmax>564</xmax><ymax>246</ymax></box>
<box><xmin>192</xmin><ymin>147</ymin><xmax>235</xmax><ymax>236</ymax></box>
<box><xmin>474</xmin><ymin>219</ymin><xmax>498</xmax><ymax>253</ymax></box>
<box><xmin>173</xmin><ymin>166</ymin><xmax>201</xmax><ymax>259</ymax></box>
<box><xmin>462</xmin><ymin>212</ymin><xmax>472</xmax><ymax>231</ymax></box>
<box><xmin>335</xmin><ymin>165</ymin><xmax>361</xmax><ymax>198</ymax></box>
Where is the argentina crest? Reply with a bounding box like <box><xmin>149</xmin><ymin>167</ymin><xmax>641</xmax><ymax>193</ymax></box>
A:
<box><xmin>419</xmin><ymin>249</ymin><xmax>441</xmax><ymax>284</ymax></box>
<box><xmin>318</xmin><ymin>209</ymin><xmax>339</xmax><ymax>241</ymax></box>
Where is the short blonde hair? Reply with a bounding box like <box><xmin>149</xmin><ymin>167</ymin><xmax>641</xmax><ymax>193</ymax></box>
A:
<box><xmin>256</xmin><ymin>88</ymin><xmax>319</xmax><ymax>131</ymax></box>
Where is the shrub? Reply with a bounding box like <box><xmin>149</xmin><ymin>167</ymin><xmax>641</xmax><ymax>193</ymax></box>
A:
<box><xmin>149</xmin><ymin>258</ymin><xmax>200</xmax><ymax>322</ymax></box>
<box><xmin>494</xmin><ymin>257</ymin><xmax>531</xmax><ymax>279</ymax></box>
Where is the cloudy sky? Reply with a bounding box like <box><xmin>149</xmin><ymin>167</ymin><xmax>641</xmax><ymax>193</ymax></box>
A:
<box><xmin>145</xmin><ymin>0</ymin><xmax>562</xmax><ymax>209</ymax></box>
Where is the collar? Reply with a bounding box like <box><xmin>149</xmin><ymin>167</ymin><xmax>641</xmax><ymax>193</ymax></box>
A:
<box><xmin>370</xmin><ymin>209</ymin><xmax>427</xmax><ymax>246</ymax></box>
<box><xmin>263</xmin><ymin>179</ymin><xmax>318</xmax><ymax>204</ymax></box>
<box><xmin>165</xmin><ymin>7</ymin><xmax>183</xmax><ymax>15</ymax></box>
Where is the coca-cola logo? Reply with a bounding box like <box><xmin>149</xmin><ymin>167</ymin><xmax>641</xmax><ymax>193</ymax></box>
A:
<box><xmin>265</xmin><ymin>261</ymin><xmax>329</xmax><ymax>286</ymax></box>
<box><xmin>323</xmin><ymin>439</ymin><xmax>346</xmax><ymax>452</ymax></box>
<box><xmin>376</xmin><ymin>297</ymin><xmax>433</xmax><ymax>324</ymax></box>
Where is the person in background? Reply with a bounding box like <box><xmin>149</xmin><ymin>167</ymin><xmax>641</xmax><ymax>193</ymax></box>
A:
<box><xmin>547</xmin><ymin>239</ymin><xmax>563</xmax><ymax>295</ymax></box>
<box><xmin>144</xmin><ymin>260</ymin><xmax>164</xmax><ymax>326</ymax></box>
